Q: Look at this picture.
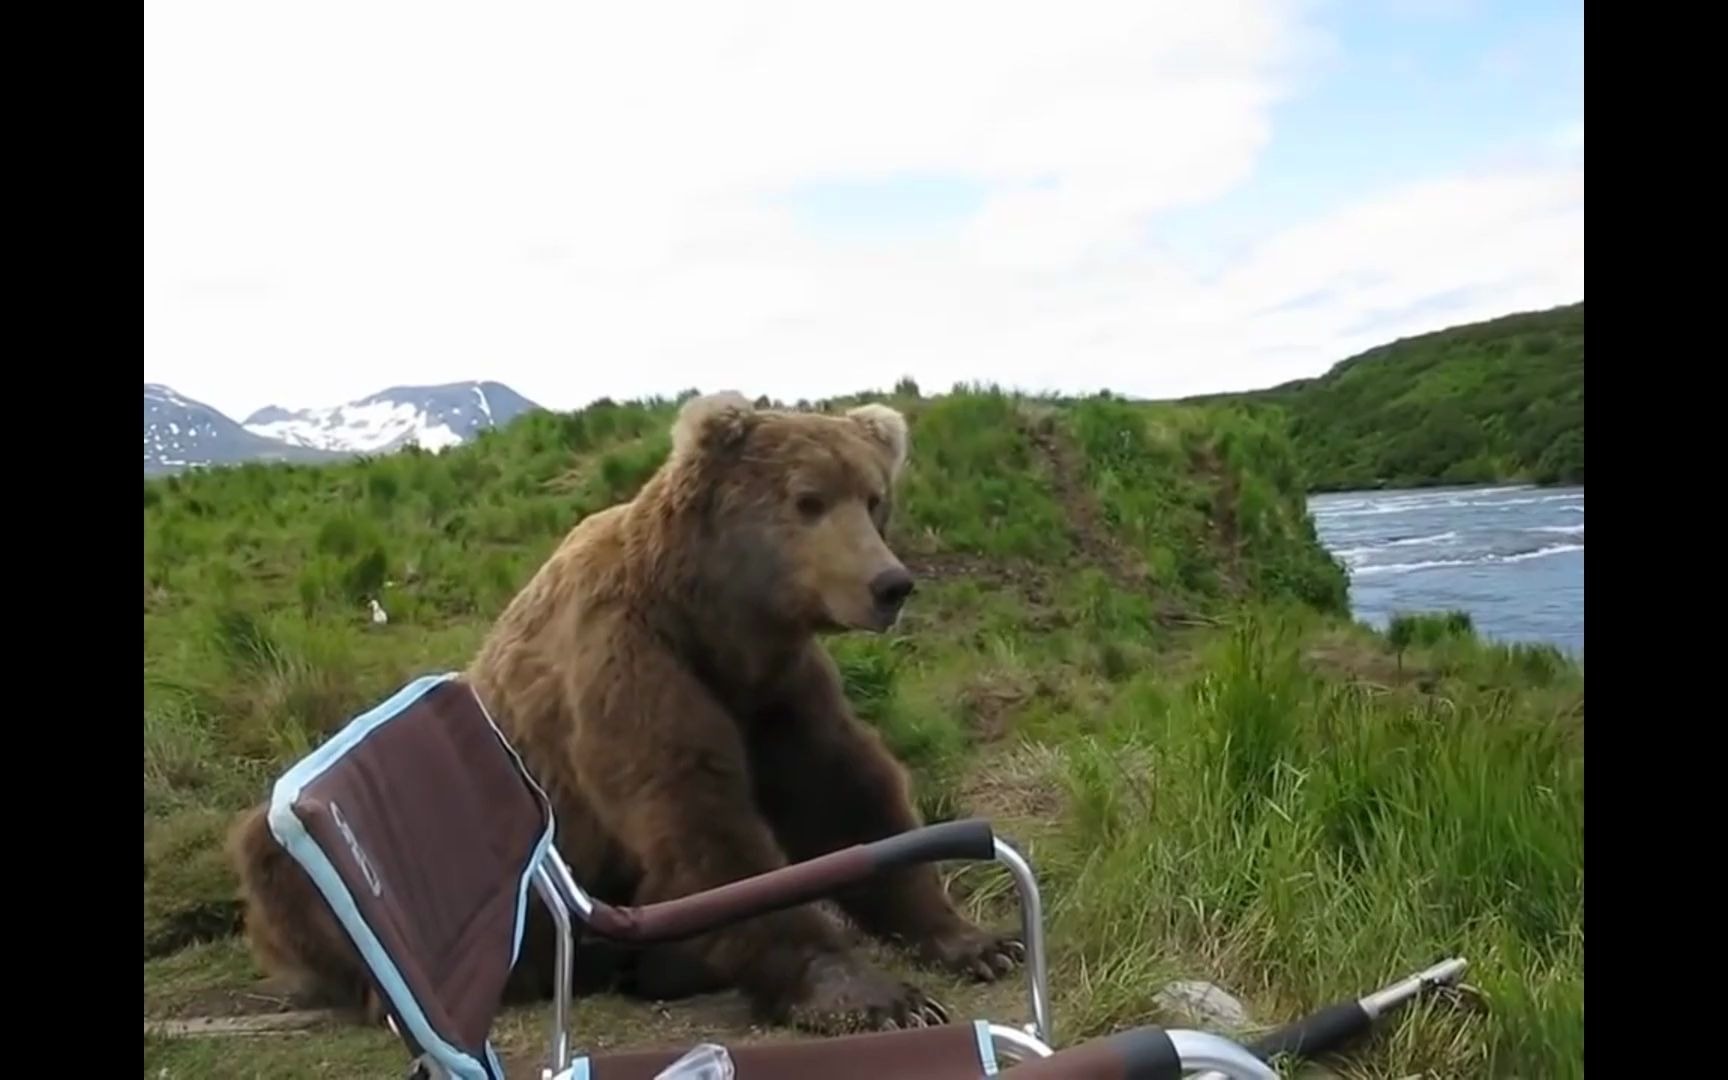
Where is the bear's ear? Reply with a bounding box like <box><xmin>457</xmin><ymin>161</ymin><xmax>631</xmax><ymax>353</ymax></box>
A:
<box><xmin>846</xmin><ymin>403</ymin><xmax>910</xmax><ymax>478</ymax></box>
<box><xmin>672</xmin><ymin>390</ymin><xmax>757</xmax><ymax>458</ymax></box>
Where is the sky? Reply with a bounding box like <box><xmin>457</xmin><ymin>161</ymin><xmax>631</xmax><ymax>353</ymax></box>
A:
<box><xmin>143</xmin><ymin>0</ymin><xmax>1582</xmax><ymax>421</ymax></box>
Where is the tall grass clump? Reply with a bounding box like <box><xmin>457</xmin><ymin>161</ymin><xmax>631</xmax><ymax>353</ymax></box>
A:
<box><xmin>1066</xmin><ymin>397</ymin><xmax>1211</xmax><ymax>593</ymax></box>
<box><xmin>1206</xmin><ymin>407</ymin><xmax>1351</xmax><ymax>613</ymax></box>
<box><xmin>897</xmin><ymin>388</ymin><xmax>1069</xmax><ymax>559</ymax></box>
<box><xmin>1047</xmin><ymin>609</ymin><xmax>1582</xmax><ymax>1077</ymax></box>
<box><xmin>1066</xmin><ymin>399</ymin><xmax>1348</xmax><ymax>612</ymax></box>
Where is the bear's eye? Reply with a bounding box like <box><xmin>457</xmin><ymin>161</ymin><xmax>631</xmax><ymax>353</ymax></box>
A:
<box><xmin>867</xmin><ymin>494</ymin><xmax>882</xmax><ymax>514</ymax></box>
<box><xmin>796</xmin><ymin>494</ymin><xmax>827</xmax><ymax>519</ymax></box>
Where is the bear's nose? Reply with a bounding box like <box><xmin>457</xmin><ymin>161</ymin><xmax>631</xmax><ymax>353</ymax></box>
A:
<box><xmin>870</xmin><ymin>567</ymin><xmax>916</xmax><ymax>609</ymax></box>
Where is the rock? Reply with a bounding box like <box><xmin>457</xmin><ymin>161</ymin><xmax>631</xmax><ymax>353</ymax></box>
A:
<box><xmin>1152</xmin><ymin>979</ymin><xmax>1253</xmax><ymax>1032</ymax></box>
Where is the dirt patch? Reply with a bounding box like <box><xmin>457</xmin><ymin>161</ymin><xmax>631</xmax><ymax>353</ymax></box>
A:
<box><xmin>145</xmin><ymin>1010</ymin><xmax>335</xmax><ymax>1038</ymax></box>
<box><xmin>495</xmin><ymin>971</ymin><xmax>1037</xmax><ymax>1072</ymax></box>
<box><xmin>161</xmin><ymin>981</ymin><xmax>304</xmax><ymax>1021</ymax></box>
<box><xmin>1020</xmin><ymin>412</ymin><xmax>1148</xmax><ymax>591</ymax></box>
<box><xmin>148</xmin><ymin>939</ymin><xmax>312</xmax><ymax>1023</ymax></box>
<box><xmin>901</xmin><ymin>551</ymin><xmax>1042</xmax><ymax>591</ymax></box>
<box><xmin>1301</xmin><ymin>627</ymin><xmax>1431</xmax><ymax>690</ymax></box>
<box><xmin>1019</xmin><ymin>410</ymin><xmax>1215</xmax><ymax>633</ymax></box>
<box><xmin>898</xmin><ymin>551</ymin><xmax>1073</xmax><ymax>639</ymax></box>
<box><xmin>1190</xmin><ymin>445</ymin><xmax>1244</xmax><ymax>596</ymax></box>
<box><xmin>956</xmin><ymin>743</ymin><xmax>1071</xmax><ymax>837</ymax></box>
<box><xmin>149</xmin><ymin>947</ymin><xmax>1043</xmax><ymax>1077</ymax></box>
<box><xmin>956</xmin><ymin>669</ymin><xmax>1037</xmax><ymax>741</ymax></box>
<box><xmin>496</xmin><ymin>990</ymin><xmax>772</xmax><ymax>1068</ymax></box>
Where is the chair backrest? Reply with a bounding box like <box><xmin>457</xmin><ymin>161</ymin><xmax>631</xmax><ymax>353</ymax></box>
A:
<box><xmin>266</xmin><ymin>672</ymin><xmax>556</xmax><ymax>1080</ymax></box>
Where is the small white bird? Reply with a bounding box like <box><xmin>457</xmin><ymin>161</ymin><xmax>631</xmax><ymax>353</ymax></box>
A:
<box><xmin>368</xmin><ymin>598</ymin><xmax>388</xmax><ymax>627</ymax></box>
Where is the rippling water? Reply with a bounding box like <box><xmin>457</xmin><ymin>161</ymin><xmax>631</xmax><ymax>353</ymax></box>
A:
<box><xmin>1307</xmin><ymin>485</ymin><xmax>1583</xmax><ymax>657</ymax></box>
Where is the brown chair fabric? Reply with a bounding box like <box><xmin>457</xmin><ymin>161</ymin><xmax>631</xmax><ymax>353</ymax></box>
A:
<box><xmin>580</xmin><ymin>1023</ymin><xmax>986</xmax><ymax>1080</ymax></box>
<box><xmin>272</xmin><ymin>673</ymin><xmax>552</xmax><ymax>1074</ymax></box>
<box><xmin>579</xmin><ymin>1022</ymin><xmax>1169</xmax><ymax>1080</ymax></box>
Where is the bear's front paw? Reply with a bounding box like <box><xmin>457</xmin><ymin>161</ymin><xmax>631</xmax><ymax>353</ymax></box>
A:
<box><xmin>778</xmin><ymin>953</ymin><xmax>949</xmax><ymax>1035</ymax></box>
<box><xmin>917</xmin><ymin>923</ymin><xmax>1025</xmax><ymax>982</ymax></box>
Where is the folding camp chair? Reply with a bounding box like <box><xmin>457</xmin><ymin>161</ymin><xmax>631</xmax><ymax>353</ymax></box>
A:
<box><xmin>261</xmin><ymin>671</ymin><xmax>1298</xmax><ymax>1078</ymax></box>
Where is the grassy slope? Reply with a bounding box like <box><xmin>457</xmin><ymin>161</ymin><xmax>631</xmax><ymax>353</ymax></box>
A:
<box><xmin>1187</xmin><ymin>303</ymin><xmax>1584</xmax><ymax>492</ymax></box>
<box><xmin>143</xmin><ymin>388</ymin><xmax>1583</xmax><ymax>1078</ymax></box>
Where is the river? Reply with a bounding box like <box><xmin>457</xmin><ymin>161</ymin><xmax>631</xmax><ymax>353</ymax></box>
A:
<box><xmin>1307</xmin><ymin>484</ymin><xmax>1583</xmax><ymax>658</ymax></box>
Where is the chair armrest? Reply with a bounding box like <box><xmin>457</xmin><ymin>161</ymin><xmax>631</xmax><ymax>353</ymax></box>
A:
<box><xmin>1012</xmin><ymin>1027</ymin><xmax>1279</xmax><ymax>1080</ymax></box>
<box><xmin>579</xmin><ymin>819</ymin><xmax>997</xmax><ymax>943</ymax></box>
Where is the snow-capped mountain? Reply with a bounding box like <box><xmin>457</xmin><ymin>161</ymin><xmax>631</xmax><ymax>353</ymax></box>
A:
<box><xmin>145</xmin><ymin>384</ymin><xmax>345</xmax><ymax>475</ymax></box>
<box><xmin>242</xmin><ymin>381</ymin><xmax>542</xmax><ymax>454</ymax></box>
<box><xmin>144</xmin><ymin>380</ymin><xmax>544</xmax><ymax>476</ymax></box>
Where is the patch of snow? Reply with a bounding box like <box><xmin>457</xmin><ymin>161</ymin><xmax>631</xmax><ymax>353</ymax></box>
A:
<box><xmin>473</xmin><ymin>384</ymin><xmax>494</xmax><ymax>424</ymax></box>
<box><xmin>144</xmin><ymin>384</ymin><xmax>195</xmax><ymax>409</ymax></box>
<box><xmin>408</xmin><ymin>423</ymin><xmax>464</xmax><ymax>452</ymax></box>
<box><xmin>246</xmin><ymin>398</ymin><xmax>449</xmax><ymax>454</ymax></box>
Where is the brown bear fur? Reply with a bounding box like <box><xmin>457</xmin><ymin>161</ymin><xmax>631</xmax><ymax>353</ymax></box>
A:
<box><xmin>225</xmin><ymin>803</ymin><xmax>392</xmax><ymax>1024</ymax></box>
<box><xmin>229</xmin><ymin>393</ymin><xmax>1020</xmax><ymax>1035</ymax></box>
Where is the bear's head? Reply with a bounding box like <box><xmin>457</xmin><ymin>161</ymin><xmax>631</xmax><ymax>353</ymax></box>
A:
<box><xmin>663</xmin><ymin>391</ymin><xmax>915</xmax><ymax>635</ymax></box>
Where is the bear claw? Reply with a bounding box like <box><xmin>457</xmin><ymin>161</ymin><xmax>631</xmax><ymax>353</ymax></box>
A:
<box><xmin>779</xmin><ymin>953</ymin><xmax>943</xmax><ymax>1035</ymax></box>
<box><xmin>919</xmin><ymin>925</ymin><xmax>1025</xmax><ymax>983</ymax></box>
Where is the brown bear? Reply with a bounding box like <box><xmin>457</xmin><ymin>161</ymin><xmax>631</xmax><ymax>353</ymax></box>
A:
<box><xmin>229</xmin><ymin>392</ymin><xmax>1021</xmax><ymax>1035</ymax></box>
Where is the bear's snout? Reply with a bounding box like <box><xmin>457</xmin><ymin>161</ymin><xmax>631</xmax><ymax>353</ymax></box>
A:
<box><xmin>869</xmin><ymin>566</ymin><xmax>916</xmax><ymax>615</ymax></box>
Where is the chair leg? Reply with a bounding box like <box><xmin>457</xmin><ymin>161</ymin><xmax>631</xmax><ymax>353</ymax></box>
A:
<box><xmin>533</xmin><ymin>864</ymin><xmax>574</xmax><ymax>1076</ymax></box>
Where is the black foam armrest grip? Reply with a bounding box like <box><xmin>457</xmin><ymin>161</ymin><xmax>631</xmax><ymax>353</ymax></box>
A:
<box><xmin>1113</xmin><ymin>1026</ymin><xmax>1185</xmax><ymax>1080</ymax></box>
<box><xmin>864</xmin><ymin>818</ymin><xmax>996</xmax><ymax>870</ymax></box>
<box><xmin>1249</xmin><ymin>1000</ymin><xmax>1372</xmax><ymax>1060</ymax></box>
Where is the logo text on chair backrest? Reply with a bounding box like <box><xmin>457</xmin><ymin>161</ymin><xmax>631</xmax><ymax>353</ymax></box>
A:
<box><xmin>328</xmin><ymin>801</ymin><xmax>383</xmax><ymax>897</ymax></box>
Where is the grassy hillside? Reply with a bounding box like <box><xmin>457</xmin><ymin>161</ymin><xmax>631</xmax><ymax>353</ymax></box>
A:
<box><xmin>1194</xmin><ymin>303</ymin><xmax>1584</xmax><ymax>492</ymax></box>
<box><xmin>143</xmin><ymin>387</ymin><xmax>1583</xmax><ymax>1078</ymax></box>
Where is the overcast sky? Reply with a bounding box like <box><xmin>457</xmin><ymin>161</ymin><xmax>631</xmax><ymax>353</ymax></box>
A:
<box><xmin>143</xmin><ymin>0</ymin><xmax>1582</xmax><ymax>421</ymax></box>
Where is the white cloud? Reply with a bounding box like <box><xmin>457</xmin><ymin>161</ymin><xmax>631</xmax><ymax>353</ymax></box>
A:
<box><xmin>144</xmin><ymin>0</ymin><xmax>1580</xmax><ymax>419</ymax></box>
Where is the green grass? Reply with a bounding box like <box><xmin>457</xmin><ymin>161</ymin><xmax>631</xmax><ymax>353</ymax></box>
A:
<box><xmin>1040</xmin><ymin>614</ymin><xmax>1581</xmax><ymax>1076</ymax></box>
<box><xmin>142</xmin><ymin>386</ymin><xmax>1583</xmax><ymax>1078</ymax></box>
